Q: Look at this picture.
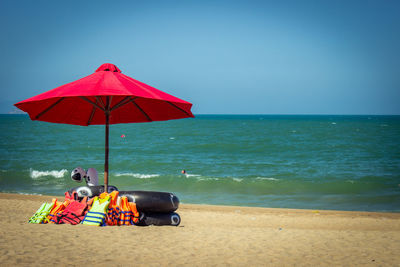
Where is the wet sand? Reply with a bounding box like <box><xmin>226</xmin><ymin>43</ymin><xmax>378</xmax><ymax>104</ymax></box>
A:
<box><xmin>0</xmin><ymin>193</ymin><xmax>399</xmax><ymax>266</ymax></box>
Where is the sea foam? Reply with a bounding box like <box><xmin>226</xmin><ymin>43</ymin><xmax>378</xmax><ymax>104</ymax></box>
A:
<box><xmin>18</xmin><ymin>192</ymin><xmax>43</xmax><ymax>196</ymax></box>
<box><xmin>114</xmin><ymin>172</ymin><xmax>159</xmax><ymax>179</ymax></box>
<box><xmin>30</xmin><ymin>169</ymin><xmax>68</xmax><ymax>179</ymax></box>
<box><xmin>184</xmin><ymin>173</ymin><xmax>201</xmax><ymax>178</ymax></box>
<box><xmin>256</xmin><ymin>177</ymin><xmax>279</xmax><ymax>181</ymax></box>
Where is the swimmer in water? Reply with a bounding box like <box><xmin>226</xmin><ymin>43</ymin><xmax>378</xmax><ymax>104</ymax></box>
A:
<box><xmin>181</xmin><ymin>170</ymin><xmax>186</xmax><ymax>174</ymax></box>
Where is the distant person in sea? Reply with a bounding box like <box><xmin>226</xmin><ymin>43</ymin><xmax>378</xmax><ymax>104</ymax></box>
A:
<box><xmin>181</xmin><ymin>170</ymin><xmax>186</xmax><ymax>175</ymax></box>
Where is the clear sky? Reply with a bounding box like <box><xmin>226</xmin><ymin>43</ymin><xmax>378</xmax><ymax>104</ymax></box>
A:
<box><xmin>1</xmin><ymin>0</ymin><xmax>399</xmax><ymax>114</ymax></box>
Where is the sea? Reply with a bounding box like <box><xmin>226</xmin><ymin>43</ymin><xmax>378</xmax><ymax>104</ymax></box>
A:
<box><xmin>0</xmin><ymin>114</ymin><xmax>399</xmax><ymax>212</ymax></box>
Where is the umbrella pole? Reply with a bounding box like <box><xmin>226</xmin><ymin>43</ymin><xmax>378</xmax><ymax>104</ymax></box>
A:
<box><xmin>104</xmin><ymin>111</ymin><xmax>109</xmax><ymax>193</ymax></box>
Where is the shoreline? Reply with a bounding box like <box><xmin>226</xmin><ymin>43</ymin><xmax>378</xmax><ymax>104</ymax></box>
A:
<box><xmin>1</xmin><ymin>193</ymin><xmax>400</xmax><ymax>266</ymax></box>
<box><xmin>3</xmin><ymin>192</ymin><xmax>399</xmax><ymax>215</ymax></box>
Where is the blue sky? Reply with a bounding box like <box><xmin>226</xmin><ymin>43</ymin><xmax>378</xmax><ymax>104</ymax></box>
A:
<box><xmin>1</xmin><ymin>0</ymin><xmax>399</xmax><ymax>114</ymax></box>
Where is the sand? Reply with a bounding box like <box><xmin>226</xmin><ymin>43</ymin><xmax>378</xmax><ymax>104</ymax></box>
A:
<box><xmin>0</xmin><ymin>193</ymin><xmax>399</xmax><ymax>266</ymax></box>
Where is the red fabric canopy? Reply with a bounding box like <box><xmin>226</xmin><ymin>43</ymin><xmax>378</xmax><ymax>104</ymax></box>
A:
<box><xmin>15</xmin><ymin>63</ymin><xmax>194</xmax><ymax>126</ymax></box>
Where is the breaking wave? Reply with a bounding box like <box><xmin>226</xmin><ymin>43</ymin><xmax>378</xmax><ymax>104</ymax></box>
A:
<box><xmin>114</xmin><ymin>172</ymin><xmax>160</xmax><ymax>179</ymax></box>
<box><xmin>256</xmin><ymin>177</ymin><xmax>279</xmax><ymax>181</ymax></box>
<box><xmin>30</xmin><ymin>169</ymin><xmax>68</xmax><ymax>179</ymax></box>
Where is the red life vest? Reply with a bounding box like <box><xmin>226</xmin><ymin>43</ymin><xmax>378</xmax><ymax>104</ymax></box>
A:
<box><xmin>55</xmin><ymin>197</ymin><xmax>88</xmax><ymax>225</ymax></box>
<box><xmin>49</xmin><ymin>191</ymin><xmax>76</xmax><ymax>223</ymax></box>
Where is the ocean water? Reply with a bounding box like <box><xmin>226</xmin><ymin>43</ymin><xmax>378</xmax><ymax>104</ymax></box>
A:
<box><xmin>0</xmin><ymin>114</ymin><xmax>399</xmax><ymax>212</ymax></box>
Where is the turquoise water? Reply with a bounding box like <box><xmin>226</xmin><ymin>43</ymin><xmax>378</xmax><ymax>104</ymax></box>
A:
<box><xmin>1</xmin><ymin>114</ymin><xmax>399</xmax><ymax>212</ymax></box>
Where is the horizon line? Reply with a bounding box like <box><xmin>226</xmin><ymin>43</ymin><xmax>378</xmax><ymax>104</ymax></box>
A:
<box><xmin>2</xmin><ymin>113</ymin><xmax>400</xmax><ymax>116</ymax></box>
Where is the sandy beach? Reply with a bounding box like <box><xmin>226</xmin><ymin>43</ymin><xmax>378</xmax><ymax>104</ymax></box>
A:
<box><xmin>0</xmin><ymin>193</ymin><xmax>399</xmax><ymax>266</ymax></box>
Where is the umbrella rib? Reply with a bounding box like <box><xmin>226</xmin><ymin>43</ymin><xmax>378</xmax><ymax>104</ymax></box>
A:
<box><xmin>87</xmin><ymin>105</ymin><xmax>96</xmax><ymax>125</ymax></box>
<box><xmin>35</xmin><ymin>97</ymin><xmax>65</xmax><ymax>119</ymax></box>
<box><xmin>166</xmin><ymin>101</ymin><xmax>192</xmax><ymax>117</ymax></box>
<box><xmin>130</xmin><ymin>98</ymin><xmax>152</xmax><ymax>122</ymax></box>
<box><xmin>97</xmin><ymin>96</ymin><xmax>106</xmax><ymax>110</ymax></box>
<box><xmin>108</xmin><ymin>96</ymin><xmax>113</xmax><ymax>111</ymax></box>
<box><xmin>79</xmin><ymin>96</ymin><xmax>105</xmax><ymax>111</ymax></box>
<box><xmin>110</xmin><ymin>96</ymin><xmax>132</xmax><ymax>112</ymax></box>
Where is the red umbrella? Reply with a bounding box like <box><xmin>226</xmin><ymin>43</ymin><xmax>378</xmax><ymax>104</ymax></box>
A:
<box><xmin>15</xmin><ymin>63</ymin><xmax>194</xmax><ymax>192</ymax></box>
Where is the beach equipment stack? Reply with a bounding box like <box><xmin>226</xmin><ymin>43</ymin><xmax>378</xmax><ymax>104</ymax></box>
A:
<box><xmin>28</xmin><ymin>188</ymin><xmax>180</xmax><ymax>227</ymax></box>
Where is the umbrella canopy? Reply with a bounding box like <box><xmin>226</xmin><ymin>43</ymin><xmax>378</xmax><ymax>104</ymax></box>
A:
<box><xmin>15</xmin><ymin>63</ymin><xmax>193</xmax><ymax>125</ymax></box>
<box><xmin>15</xmin><ymin>63</ymin><xmax>194</xmax><ymax>191</ymax></box>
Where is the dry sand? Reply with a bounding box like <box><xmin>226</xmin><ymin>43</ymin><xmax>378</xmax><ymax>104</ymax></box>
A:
<box><xmin>0</xmin><ymin>193</ymin><xmax>399</xmax><ymax>266</ymax></box>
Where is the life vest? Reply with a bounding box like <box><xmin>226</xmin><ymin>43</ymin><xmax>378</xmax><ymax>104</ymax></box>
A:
<box><xmin>118</xmin><ymin>196</ymin><xmax>139</xmax><ymax>226</ymax></box>
<box><xmin>65</xmin><ymin>191</ymin><xmax>78</xmax><ymax>201</ymax></box>
<box><xmin>47</xmin><ymin>199</ymin><xmax>69</xmax><ymax>224</ymax></box>
<box><xmin>105</xmin><ymin>191</ymin><xmax>120</xmax><ymax>226</ymax></box>
<box><xmin>81</xmin><ymin>195</ymin><xmax>111</xmax><ymax>226</ymax></box>
<box><xmin>54</xmin><ymin>197</ymin><xmax>88</xmax><ymax>225</ymax></box>
<box><xmin>84</xmin><ymin>197</ymin><xmax>95</xmax><ymax>211</ymax></box>
<box><xmin>48</xmin><ymin>191</ymin><xmax>77</xmax><ymax>223</ymax></box>
<box><xmin>129</xmin><ymin>202</ymin><xmax>140</xmax><ymax>224</ymax></box>
<box><xmin>28</xmin><ymin>199</ymin><xmax>56</xmax><ymax>224</ymax></box>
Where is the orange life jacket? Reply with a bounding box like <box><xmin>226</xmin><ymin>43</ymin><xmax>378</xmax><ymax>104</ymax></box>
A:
<box><xmin>129</xmin><ymin>202</ymin><xmax>140</xmax><ymax>224</ymax></box>
<box><xmin>118</xmin><ymin>196</ymin><xmax>139</xmax><ymax>226</ymax></box>
<box><xmin>105</xmin><ymin>191</ymin><xmax>120</xmax><ymax>226</ymax></box>
<box><xmin>47</xmin><ymin>199</ymin><xmax>69</xmax><ymax>224</ymax></box>
<box><xmin>86</xmin><ymin>197</ymin><xmax>95</xmax><ymax>211</ymax></box>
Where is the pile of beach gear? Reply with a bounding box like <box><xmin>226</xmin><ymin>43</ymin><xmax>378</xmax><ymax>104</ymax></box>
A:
<box><xmin>28</xmin><ymin>186</ymin><xmax>181</xmax><ymax>227</ymax></box>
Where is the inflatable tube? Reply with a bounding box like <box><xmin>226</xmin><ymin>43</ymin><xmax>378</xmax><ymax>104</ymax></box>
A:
<box><xmin>136</xmin><ymin>212</ymin><xmax>181</xmax><ymax>226</ymax></box>
<box><xmin>68</xmin><ymin>187</ymin><xmax>179</xmax><ymax>213</ymax></box>
<box><xmin>118</xmin><ymin>191</ymin><xmax>179</xmax><ymax>213</ymax></box>
<box><xmin>69</xmin><ymin>185</ymin><xmax>119</xmax><ymax>198</ymax></box>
